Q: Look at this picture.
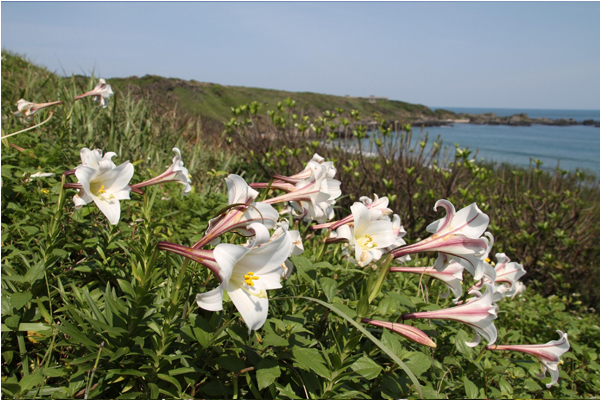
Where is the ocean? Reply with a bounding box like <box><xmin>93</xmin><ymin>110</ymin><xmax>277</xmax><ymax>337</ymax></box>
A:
<box><xmin>342</xmin><ymin>108</ymin><xmax>600</xmax><ymax>175</ymax></box>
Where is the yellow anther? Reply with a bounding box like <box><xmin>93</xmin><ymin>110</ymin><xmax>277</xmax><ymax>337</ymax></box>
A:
<box><xmin>485</xmin><ymin>257</ymin><xmax>491</xmax><ymax>263</ymax></box>
<box><xmin>243</xmin><ymin>271</ymin><xmax>259</xmax><ymax>287</ymax></box>
<box><xmin>97</xmin><ymin>185</ymin><xmax>107</xmax><ymax>194</ymax></box>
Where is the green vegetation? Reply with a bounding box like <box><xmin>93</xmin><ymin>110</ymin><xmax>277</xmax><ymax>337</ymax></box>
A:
<box><xmin>2</xmin><ymin>52</ymin><xmax>600</xmax><ymax>399</ymax></box>
<box><xmin>109</xmin><ymin>75</ymin><xmax>457</xmax><ymax>125</ymax></box>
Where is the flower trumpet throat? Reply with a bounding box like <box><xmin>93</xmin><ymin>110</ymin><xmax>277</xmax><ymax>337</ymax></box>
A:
<box><xmin>357</xmin><ymin>235</ymin><xmax>377</xmax><ymax>249</ymax></box>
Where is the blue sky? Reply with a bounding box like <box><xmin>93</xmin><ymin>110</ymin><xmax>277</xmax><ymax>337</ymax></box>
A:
<box><xmin>2</xmin><ymin>1</ymin><xmax>599</xmax><ymax>109</ymax></box>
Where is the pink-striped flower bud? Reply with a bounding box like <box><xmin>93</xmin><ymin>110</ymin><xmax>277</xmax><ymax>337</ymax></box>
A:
<box><xmin>362</xmin><ymin>318</ymin><xmax>436</xmax><ymax>348</ymax></box>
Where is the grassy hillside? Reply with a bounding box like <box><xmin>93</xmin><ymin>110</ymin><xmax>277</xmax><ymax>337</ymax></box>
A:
<box><xmin>108</xmin><ymin>75</ymin><xmax>458</xmax><ymax>126</ymax></box>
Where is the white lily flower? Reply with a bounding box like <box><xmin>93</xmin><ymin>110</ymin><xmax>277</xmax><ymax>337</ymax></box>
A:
<box><xmin>493</xmin><ymin>253</ymin><xmax>526</xmax><ymax>296</ymax></box>
<box><xmin>277</xmin><ymin>221</ymin><xmax>304</xmax><ymax>279</ymax></box>
<box><xmin>14</xmin><ymin>98</ymin><xmax>63</xmax><ymax>118</ymax></box>
<box><xmin>387</xmin><ymin>213</ymin><xmax>408</xmax><ymax>248</ymax></box>
<box><xmin>194</xmin><ymin>174</ymin><xmax>279</xmax><ymax>248</ymax></box>
<box><xmin>130</xmin><ymin>147</ymin><xmax>192</xmax><ymax>195</ymax></box>
<box><xmin>312</xmin><ymin>194</ymin><xmax>393</xmax><ymax>231</ymax></box>
<box><xmin>196</xmin><ymin>223</ymin><xmax>293</xmax><ymax>331</ymax></box>
<box><xmin>253</xmin><ymin>154</ymin><xmax>341</xmax><ymax>223</ymax></box>
<box><xmin>274</xmin><ymin>153</ymin><xmax>338</xmax><ymax>183</ymax></box>
<box><xmin>335</xmin><ymin>202</ymin><xmax>396</xmax><ymax>267</ymax></box>
<box><xmin>77</xmin><ymin>147</ymin><xmax>117</xmax><ymax>170</ymax></box>
<box><xmin>392</xmin><ymin>200</ymin><xmax>490</xmax><ymax>280</ymax></box>
<box><xmin>359</xmin><ymin>194</ymin><xmax>393</xmax><ymax>221</ymax></box>
<box><xmin>74</xmin><ymin>78</ymin><xmax>114</xmax><ymax>108</ymax></box>
<box><xmin>73</xmin><ymin>152</ymin><xmax>134</xmax><ymax>225</ymax></box>
<box><xmin>487</xmin><ymin>330</ymin><xmax>569</xmax><ymax>388</ymax></box>
<box><xmin>510</xmin><ymin>281</ymin><xmax>526</xmax><ymax>298</ymax></box>
<box><xmin>470</xmin><ymin>252</ymin><xmax>526</xmax><ymax>302</ymax></box>
<box><xmin>30</xmin><ymin>171</ymin><xmax>56</xmax><ymax>179</ymax></box>
<box><xmin>403</xmin><ymin>282</ymin><xmax>498</xmax><ymax>347</ymax></box>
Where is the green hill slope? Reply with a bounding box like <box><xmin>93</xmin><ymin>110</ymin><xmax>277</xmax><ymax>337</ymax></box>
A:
<box><xmin>109</xmin><ymin>75</ymin><xmax>458</xmax><ymax>125</ymax></box>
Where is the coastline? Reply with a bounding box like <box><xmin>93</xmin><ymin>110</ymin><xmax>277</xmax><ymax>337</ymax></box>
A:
<box><xmin>413</xmin><ymin>113</ymin><xmax>600</xmax><ymax>128</ymax></box>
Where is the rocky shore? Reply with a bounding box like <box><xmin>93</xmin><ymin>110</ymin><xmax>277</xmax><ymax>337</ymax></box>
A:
<box><xmin>413</xmin><ymin>113</ymin><xmax>600</xmax><ymax>128</ymax></box>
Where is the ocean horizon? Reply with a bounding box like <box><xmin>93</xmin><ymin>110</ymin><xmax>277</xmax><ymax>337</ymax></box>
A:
<box><xmin>342</xmin><ymin>108</ymin><xmax>600</xmax><ymax>175</ymax></box>
<box><xmin>432</xmin><ymin>106</ymin><xmax>600</xmax><ymax>122</ymax></box>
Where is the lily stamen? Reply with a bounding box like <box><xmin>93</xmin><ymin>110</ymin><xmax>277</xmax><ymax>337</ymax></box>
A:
<box><xmin>358</xmin><ymin>235</ymin><xmax>377</xmax><ymax>249</ymax></box>
<box><xmin>244</xmin><ymin>271</ymin><xmax>260</xmax><ymax>286</ymax></box>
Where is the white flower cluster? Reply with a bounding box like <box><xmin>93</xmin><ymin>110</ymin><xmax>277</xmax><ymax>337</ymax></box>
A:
<box><xmin>64</xmin><ymin>149</ymin><xmax>568</xmax><ymax>388</ymax></box>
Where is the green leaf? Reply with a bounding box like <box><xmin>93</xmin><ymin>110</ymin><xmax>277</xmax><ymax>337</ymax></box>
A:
<box><xmin>2</xmin><ymin>351</ymin><xmax>13</xmax><ymax>365</ymax></box>
<box><xmin>262</xmin><ymin>333</ymin><xmax>289</xmax><ymax>347</ymax></box>
<box><xmin>157</xmin><ymin>374</ymin><xmax>182</xmax><ymax>392</ymax></box>
<box><xmin>148</xmin><ymin>382</ymin><xmax>159</xmax><ymax>399</ymax></box>
<box><xmin>331</xmin><ymin>298</ymin><xmax>357</xmax><ymax>319</ymax></box>
<box><xmin>18</xmin><ymin>323</ymin><xmax>51</xmax><ymax>333</ymax></box>
<box><xmin>499</xmin><ymin>377</ymin><xmax>512</xmax><ymax>396</ymax></box>
<box><xmin>51</xmin><ymin>248</ymin><xmax>68</xmax><ymax>258</ymax></box>
<box><xmin>57</xmin><ymin>321</ymin><xmax>98</xmax><ymax>349</ymax></box>
<box><xmin>319</xmin><ymin>277</ymin><xmax>338</xmax><ymax>302</ymax></box>
<box><xmin>10</xmin><ymin>292</ymin><xmax>32</xmax><ymax>310</ymax></box>
<box><xmin>4</xmin><ymin>316</ymin><xmax>20</xmax><ymax>330</ymax></box>
<box><xmin>21</xmin><ymin>226</ymin><xmax>39</xmax><ymax>235</ymax></box>
<box><xmin>292</xmin><ymin>347</ymin><xmax>331</xmax><ymax>379</ymax></box>
<box><xmin>19</xmin><ymin>369</ymin><xmax>43</xmax><ymax>391</ymax></box>
<box><xmin>403</xmin><ymin>352</ymin><xmax>432</xmax><ymax>377</ymax></box>
<box><xmin>117</xmin><ymin>392</ymin><xmax>145</xmax><ymax>399</ymax></box>
<box><xmin>276</xmin><ymin>383</ymin><xmax>301</xmax><ymax>399</ymax></box>
<box><xmin>351</xmin><ymin>355</ymin><xmax>383</xmax><ymax>380</ymax></box>
<box><xmin>523</xmin><ymin>378</ymin><xmax>542</xmax><ymax>391</ymax></box>
<box><xmin>41</xmin><ymin>367</ymin><xmax>67</xmax><ymax>378</ymax></box>
<box><xmin>286</xmin><ymin>296</ymin><xmax>423</xmax><ymax>398</ymax></box>
<box><xmin>215</xmin><ymin>355</ymin><xmax>245</xmax><ymax>373</ymax></box>
<box><xmin>380</xmin><ymin>329</ymin><xmax>405</xmax><ymax>358</ymax></box>
<box><xmin>463</xmin><ymin>376</ymin><xmax>479</xmax><ymax>399</ymax></box>
<box><xmin>168</xmin><ymin>367</ymin><xmax>203</xmax><ymax>376</ymax></box>
<box><xmin>356</xmin><ymin>292</ymin><xmax>370</xmax><ymax>318</ymax></box>
<box><xmin>256</xmin><ymin>359</ymin><xmax>281</xmax><ymax>390</ymax></box>
<box><xmin>455</xmin><ymin>330</ymin><xmax>474</xmax><ymax>356</ymax></box>
<box><xmin>109</xmin><ymin>347</ymin><xmax>131</xmax><ymax>362</ymax></box>
<box><xmin>107</xmin><ymin>369</ymin><xmax>146</xmax><ymax>377</ymax></box>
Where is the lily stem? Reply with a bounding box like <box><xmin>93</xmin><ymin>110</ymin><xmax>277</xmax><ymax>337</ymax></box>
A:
<box><xmin>1</xmin><ymin>111</ymin><xmax>55</xmax><ymax>140</ymax></box>
<box><xmin>85</xmin><ymin>341</ymin><xmax>104</xmax><ymax>399</ymax></box>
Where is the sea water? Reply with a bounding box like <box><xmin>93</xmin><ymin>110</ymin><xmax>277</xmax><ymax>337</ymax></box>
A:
<box><xmin>339</xmin><ymin>108</ymin><xmax>600</xmax><ymax>175</ymax></box>
<box><xmin>410</xmin><ymin>123</ymin><xmax>599</xmax><ymax>174</ymax></box>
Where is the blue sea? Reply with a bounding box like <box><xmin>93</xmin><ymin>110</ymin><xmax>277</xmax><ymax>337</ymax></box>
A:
<box><xmin>355</xmin><ymin>108</ymin><xmax>600</xmax><ymax>175</ymax></box>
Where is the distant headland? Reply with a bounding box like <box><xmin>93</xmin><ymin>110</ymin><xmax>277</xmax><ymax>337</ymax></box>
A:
<box><xmin>105</xmin><ymin>74</ymin><xmax>600</xmax><ymax>129</ymax></box>
<box><xmin>414</xmin><ymin>112</ymin><xmax>600</xmax><ymax>128</ymax></box>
